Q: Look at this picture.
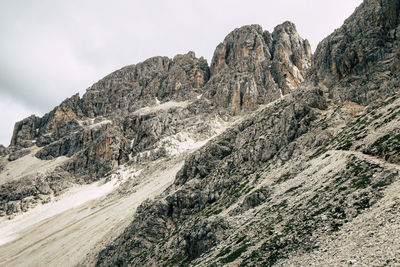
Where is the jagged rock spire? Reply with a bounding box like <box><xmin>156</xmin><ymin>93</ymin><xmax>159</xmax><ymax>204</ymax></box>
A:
<box><xmin>205</xmin><ymin>22</ymin><xmax>312</xmax><ymax>114</ymax></box>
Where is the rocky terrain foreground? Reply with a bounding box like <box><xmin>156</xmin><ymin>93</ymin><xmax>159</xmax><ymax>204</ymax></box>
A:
<box><xmin>1</xmin><ymin>0</ymin><xmax>400</xmax><ymax>266</ymax></box>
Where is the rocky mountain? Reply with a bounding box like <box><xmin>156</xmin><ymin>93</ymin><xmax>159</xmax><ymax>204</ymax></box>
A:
<box><xmin>0</xmin><ymin>21</ymin><xmax>311</xmax><ymax>219</ymax></box>
<box><xmin>206</xmin><ymin>22</ymin><xmax>311</xmax><ymax>114</ymax></box>
<box><xmin>1</xmin><ymin>0</ymin><xmax>399</xmax><ymax>266</ymax></box>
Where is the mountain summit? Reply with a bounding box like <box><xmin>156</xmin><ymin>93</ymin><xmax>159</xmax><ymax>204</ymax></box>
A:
<box><xmin>1</xmin><ymin>0</ymin><xmax>400</xmax><ymax>266</ymax></box>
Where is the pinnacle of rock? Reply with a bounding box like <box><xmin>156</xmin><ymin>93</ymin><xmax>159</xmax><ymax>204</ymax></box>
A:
<box><xmin>206</xmin><ymin>22</ymin><xmax>312</xmax><ymax>115</ymax></box>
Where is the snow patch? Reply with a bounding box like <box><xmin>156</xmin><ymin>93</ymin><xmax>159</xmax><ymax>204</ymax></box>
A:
<box><xmin>133</xmin><ymin>100</ymin><xmax>191</xmax><ymax>116</ymax></box>
<box><xmin>302</xmin><ymin>60</ymin><xmax>311</xmax><ymax>70</ymax></box>
<box><xmin>285</xmin><ymin>77</ymin><xmax>296</xmax><ymax>90</ymax></box>
<box><xmin>76</xmin><ymin>118</ymin><xmax>112</xmax><ymax>129</ymax></box>
<box><xmin>157</xmin><ymin>132</ymin><xmax>209</xmax><ymax>156</ymax></box>
<box><xmin>156</xmin><ymin>118</ymin><xmax>230</xmax><ymax>156</ymax></box>
<box><xmin>87</xmin><ymin>119</ymin><xmax>111</xmax><ymax>129</ymax></box>
<box><xmin>0</xmin><ymin>148</ymin><xmax>69</xmax><ymax>185</ymax></box>
<box><xmin>130</xmin><ymin>138</ymin><xmax>135</xmax><ymax>149</ymax></box>
<box><xmin>0</xmin><ymin>165</ymin><xmax>141</xmax><ymax>246</ymax></box>
<box><xmin>155</xmin><ymin>97</ymin><xmax>160</xmax><ymax>105</ymax></box>
<box><xmin>292</xmin><ymin>65</ymin><xmax>304</xmax><ymax>82</ymax></box>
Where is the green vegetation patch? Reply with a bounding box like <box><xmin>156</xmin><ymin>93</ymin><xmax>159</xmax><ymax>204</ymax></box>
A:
<box><xmin>220</xmin><ymin>244</ymin><xmax>249</xmax><ymax>264</ymax></box>
<box><xmin>216</xmin><ymin>247</ymin><xmax>231</xmax><ymax>258</ymax></box>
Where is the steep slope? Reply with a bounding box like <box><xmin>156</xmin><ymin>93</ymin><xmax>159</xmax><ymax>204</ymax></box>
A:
<box><xmin>0</xmin><ymin>22</ymin><xmax>312</xmax><ymax>266</ymax></box>
<box><xmin>95</xmin><ymin>0</ymin><xmax>400</xmax><ymax>266</ymax></box>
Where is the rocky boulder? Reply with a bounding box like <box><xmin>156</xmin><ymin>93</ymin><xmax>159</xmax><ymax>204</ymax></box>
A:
<box><xmin>0</xmin><ymin>145</ymin><xmax>7</xmax><ymax>157</ymax></box>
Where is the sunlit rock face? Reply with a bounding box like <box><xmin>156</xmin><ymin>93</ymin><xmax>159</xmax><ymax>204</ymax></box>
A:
<box><xmin>206</xmin><ymin>22</ymin><xmax>312</xmax><ymax>115</ymax></box>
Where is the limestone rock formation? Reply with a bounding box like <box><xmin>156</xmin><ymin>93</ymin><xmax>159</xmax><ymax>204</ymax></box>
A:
<box><xmin>206</xmin><ymin>22</ymin><xmax>312</xmax><ymax>114</ymax></box>
<box><xmin>80</xmin><ymin>51</ymin><xmax>210</xmax><ymax>117</ymax></box>
<box><xmin>2</xmin><ymin>0</ymin><xmax>400</xmax><ymax>266</ymax></box>
<box><xmin>94</xmin><ymin>1</ymin><xmax>400</xmax><ymax>266</ymax></box>
<box><xmin>309</xmin><ymin>0</ymin><xmax>400</xmax><ymax>104</ymax></box>
<box><xmin>10</xmin><ymin>115</ymin><xmax>41</xmax><ymax>148</ymax></box>
<box><xmin>270</xmin><ymin>22</ymin><xmax>312</xmax><ymax>94</ymax></box>
<box><xmin>1</xmin><ymin>52</ymin><xmax>216</xmax><ymax>216</ymax></box>
<box><xmin>3</xmin><ymin>24</ymin><xmax>312</xmax><ymax>216</ymax></box>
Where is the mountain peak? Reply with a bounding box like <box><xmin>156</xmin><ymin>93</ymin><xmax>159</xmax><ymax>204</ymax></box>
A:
<box><xmin>273</xmin><ymin>20</ymin><xmax>297</xmax><ymax>33</ymax></box>
<box><xmin>207</xmin><ymin>22</ymin><xmax>312</xmax><ymax>114</ymax></box>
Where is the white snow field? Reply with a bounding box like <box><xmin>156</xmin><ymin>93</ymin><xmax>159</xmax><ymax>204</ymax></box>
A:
<box><xmin>0</xmin><ymin>159</ymin><xmax>184</xmax><ymax>267</ymax></box>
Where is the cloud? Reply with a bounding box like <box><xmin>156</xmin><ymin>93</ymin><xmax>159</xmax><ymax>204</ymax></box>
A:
<box><xmin>0</xmin><ymin>0</ymin><xmax>363</xmax><ymax>146</ymax></box>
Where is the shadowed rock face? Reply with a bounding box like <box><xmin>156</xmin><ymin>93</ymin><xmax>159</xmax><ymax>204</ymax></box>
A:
<box><xmin>206</xmin><ymin>22</ymin><xmax>312</xmax><ymax>114</ymax></box>
<box><xmin>10</xmin><ymin>115</ymin><xmax>41</xmax><ymax>148</ymax></box>
<box><xmin>310</xmin><ymin>0</ymin><xmax>400</xmax><ymax>104</ymax></box>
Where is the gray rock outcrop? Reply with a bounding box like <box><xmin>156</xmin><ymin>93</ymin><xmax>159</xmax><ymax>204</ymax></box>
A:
<box><xmin>309</xmin><ymin>0</ymin><xmax>400</xmax><ymax>104</ymax></box>
<box><xmin>10</xmin><ymin>115</ymin><xmax>41</xmax><ymax>148</ymax></box>
<box><xmin>206</xmin><ymin>22</ymin><xmax>312</xmax><ymax>114</ymax></box>
<box><xmin>0</xmin><ymin>145</ymin><xmax>7</xmax><ymax>157</ymax></box>
<box><xmin>80</xmin><ymin>52</ymin><xmax>210</xmax><ymax>118</ymax></box>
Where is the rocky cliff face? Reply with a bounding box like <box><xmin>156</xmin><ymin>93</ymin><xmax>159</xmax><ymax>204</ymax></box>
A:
<box><xmin>309</xmin><ymin>0</ymin><xmax>400</xmax><ymax>104</ymax></box>
<box><xmin>0</xmin><ymin>52</ymin><xmax>210</xmax><ymax>216</ymax></box>
<box><xmin>80</xmin><ymin>52</ymin><xmax>210</xmax><ymax>118</ymax></box>
<box><xmin>206</xmin><ymin>22</ymin><xmax>311</xmax><ymax>114</ymax></box>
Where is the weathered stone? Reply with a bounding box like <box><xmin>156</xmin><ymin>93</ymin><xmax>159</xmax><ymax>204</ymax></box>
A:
<box><xmin>10</xmin><ymin>115</ymin><xmax>40</xmax><ymax>147</ymax></box>
<box><xmin>8</xmin><ymin>149</ymin><xmax>30</xmax><ymax>161</ymax></box>
<box><xmin>80</xmin><ymin>51</ymin><xmax>210</xmax><ymax>117</ymax></box>
<box><xmin>94</xmin><ymin>2</ymin><xmax>400</xmax><ymax>266</ymax></box>
<box><xmin>270</xmin><ymin>21</ymin><xmax>312</xmax><ymax>94</ymax></box>
<box><xmin>0</xmin><ymin>145</ymin><xmax>8</xmax><ymax>157</ymax></box>
<box><xmin>206</xmin><ymin>22</ymin><xmax>312</xmax><ymax>114</ymax></box>
<box><xmin>3</xmin><ymin>1</ymin><xmax>400</xmax><ymax>266</ymax></box>
<box><xmin>309</xmin><ymin>0</ymin><xmax>400</xmax><ymax>104</ymax></box>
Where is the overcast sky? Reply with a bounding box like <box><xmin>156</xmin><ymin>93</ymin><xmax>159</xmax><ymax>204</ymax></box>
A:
<box><xmin>0</xmin><ymin>0</ymin><xmax>362</xmax><ymax>146</ymax></box>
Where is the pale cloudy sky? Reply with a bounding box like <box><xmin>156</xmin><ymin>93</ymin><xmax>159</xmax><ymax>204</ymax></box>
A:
<box><xmin>0</xmin><ymin>0</ymin><xmax>362</xmax><ymax>146</ymax></box>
